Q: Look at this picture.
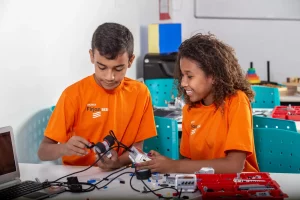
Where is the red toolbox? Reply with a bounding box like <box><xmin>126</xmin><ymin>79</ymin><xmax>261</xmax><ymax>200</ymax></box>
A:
<box><xmin>271</xmin><ymin>106</ymin><xmax>300</xmax><ymax>121</ymax></box>
<box><xmin>196</xmin><ymin>173</ymin><xmax>288</xmax><ymax>199</ymax></box>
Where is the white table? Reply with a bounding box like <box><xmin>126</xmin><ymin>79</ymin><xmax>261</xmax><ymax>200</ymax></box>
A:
<box><xmin>19</xmin><ymin>163</ymin><xmax>200</xmax><ymax>200</ymax></box>
<box><xmin>280</xmin><ymin>95</ymin><xmax>300</xmax><ymax>103</ymax></box>
<box><xmin>19</xmin><ymin>163</ymin><xmax>300</xmax><ymax>199</ymax></box>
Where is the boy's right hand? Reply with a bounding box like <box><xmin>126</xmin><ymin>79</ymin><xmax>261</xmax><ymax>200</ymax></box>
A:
<box><xmin>61</xmin><ymin>136</ymin><xmax>91</xmax><ymax>156</ymax></box>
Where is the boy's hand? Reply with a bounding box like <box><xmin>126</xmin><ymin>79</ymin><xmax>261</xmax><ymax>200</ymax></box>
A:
<box><xmin>61</xmin><ymin>136</ymin><xmax>90</xmax><ymax>156</ymax></box>
<box><xmin>96</xmin><ymin>149</ymin><xmax>121</xmax><ymax>171</ymax></box>
<box><xmin>135</xmin><ymin>150</ymin><xmax>175</xmax><ymax>173</ymax></box>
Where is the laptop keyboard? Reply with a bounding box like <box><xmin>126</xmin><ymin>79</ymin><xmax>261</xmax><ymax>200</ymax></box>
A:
<box><xmin>0</xmin><ymin>180</ymin><xmax>50</xmax><ymax>200</ymax></box>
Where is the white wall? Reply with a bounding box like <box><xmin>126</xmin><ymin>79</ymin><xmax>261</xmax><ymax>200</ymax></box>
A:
<box><xmin>2</xmin><ymin>0</ymin><xmax>300</xmax><ymax>138</ymax></box>
<box><xmin>0</xmin><ymin>0</ymin><xmax>161</xmax><ymax>135</ymax></box>
<box><xmin>172</xmin><ymin>0</ymin><xmax>300</xmax><ymax>83</ymax></box>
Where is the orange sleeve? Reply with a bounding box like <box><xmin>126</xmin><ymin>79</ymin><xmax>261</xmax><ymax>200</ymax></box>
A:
<box><xmin>134</xmin><ymin>89</ymin><xmax>157</xmax><ymax>143</ymax></box>
<box><xmin>224</xmin><ymin>99</ymin><xmax>254</xmax><ymax>156</ymax></box>
<box><xmin>180</xmin><ymin>106</ymin><xmax>191</xmax><ymax>158</ymax></box>
<box><xmin>44</xmin><ymin>91</ymin><xmax>77</xmax><ymax>143</ymax></box>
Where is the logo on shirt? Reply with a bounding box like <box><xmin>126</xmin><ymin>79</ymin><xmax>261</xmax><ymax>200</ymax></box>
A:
<box><xmin>86</xmin><ymin>104</ymin><xmax>109</xmax><ymax>119</ymax></box>
<box><xmin>190</xmin><ymin>121</ymin><xmax>201</xmax><ymax>135</ymax></box>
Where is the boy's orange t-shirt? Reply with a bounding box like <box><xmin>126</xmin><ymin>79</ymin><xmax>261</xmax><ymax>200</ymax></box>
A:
<box><xmin>45</xmin><ymin>75</ymin><xmax>157</xmax><ymax>166</ymax></box>
<box><xmin>180</xmin><ymin>90</ymin><xmax>259</xmax><ymax>172</ymax></box>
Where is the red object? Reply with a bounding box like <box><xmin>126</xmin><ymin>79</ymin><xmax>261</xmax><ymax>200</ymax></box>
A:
<box><xmin>271</xmin><ymin>106</ymin><xmax>300</xmax><ymax>121</ymax></box>
<box><xmin>172</xmin><ymin>192</ymin><xmax>179</xmax><ymax>196</ymax></box>
<box><xmin>196</xmin><ymin>173</ymin><xmax>288</xmax><ymax>199</ymax></box>
<box><xmin>159</xmin><ymin>0</ymin><xmax>171</xmax><ymax>20</ymax></box>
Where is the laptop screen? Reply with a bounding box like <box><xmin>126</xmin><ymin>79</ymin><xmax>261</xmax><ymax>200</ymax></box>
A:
<box><xmin>0</xmin><ymin>131</ymin><xmax>17</xmax><ymax>176</ymax></box>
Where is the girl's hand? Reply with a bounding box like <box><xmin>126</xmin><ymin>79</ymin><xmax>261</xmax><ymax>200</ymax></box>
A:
<box><xmin>135</xmin><ymin>150</ymin><xmax>176</xmax><ymax>173</ymax></box>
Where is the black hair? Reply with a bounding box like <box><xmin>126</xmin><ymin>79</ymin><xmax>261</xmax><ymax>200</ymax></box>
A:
<box><xmin>91</xmin><ymin>22</ymin><xmax>134</xmax><ymax>60</ymax></box>
<box><xmin>174</xmin><ymin>33</ymin><xmax>254</xmax><ymax>109</ymax></box>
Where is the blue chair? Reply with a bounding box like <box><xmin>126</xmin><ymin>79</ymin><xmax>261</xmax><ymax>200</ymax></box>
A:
<box><xmin>143</xmin><ymin>116</ymin><xmax>179</xmax><ymax>160</ymax></box>
<box><xmin>145</xmin><ymin>79</ymin><xmax>178</xmax><ymax>107</ymax></box>
<box><xmin>16</xmin><ymin>107</ymin><xmax>61</xmax><ymax>164</ymax></box>
<box><xmin>50</xmin><ymin>105</ymin><xmax>55</xmax><ymax>112</ymax></box>
<box><xmin>251</xmin><ymin>85</ymin><xmax>280</xmax><ymax>108</ymax></box>
<box><xmin>254</xmin><ymin>128</ymin><xmax>300</xmax><ymax>173</ymax></box>
<box><xmin>253</xmin><ymin>115</ymin><xmax>297</xmax><ymax>132</ymax></box>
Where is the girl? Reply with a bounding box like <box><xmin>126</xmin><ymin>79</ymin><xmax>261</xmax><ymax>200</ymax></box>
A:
<box><xmin>136</xmin><ymin>33</ymin><xmax>259</xmax><ymax>174</ymax></box>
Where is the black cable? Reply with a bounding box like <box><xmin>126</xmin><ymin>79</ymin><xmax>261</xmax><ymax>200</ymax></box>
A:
<box><xmin>144</xmin><ymin>186</ymin><xmax>179</xmax><ymax>193</ymax></box>
<box><xmin>49</xmin><ymin>181</ymin><xmax>97</xmax><ymax>193</ymax></box>
<box><xmin>129</xmin><ymin>173</ymin><xmax>141</xmax><ymax>193</ymax></box>
<box><xmin>96</xmin><ymin>172</ymin><xmax>132</xmax><ymax>190</ymax></box>
<box><xmin>51</xmin><ymin>130</ymin><xmax>133</xmax><ymax>183</ymax></box>
<box><xmin>178</xmin><ymin>188</ymin><xmax>183</xmax><ymax>199</ymax></box>
<box><xmin>51</xmin><ymin>146</ymin><xmax>117</xmax><ymax>183</ymax></box>
<box><xmin>141</xmin><ymin>179</ymin><xmax>173</xmax><ymax>199</ymax></box>
<box><xmin>129</xmin><ymin>178</ymin><xmax>179</xmax><ymax>199</ymax></box>
<box><xmin>129</xmin><ymin>173</ymin><xmax>178</xmax><ymax>194</ymax></box>
<box><xmin>109</xmin><ymin>130</ymin><xmax>121</xmax><ymax>153</ymax></box>
<box><xmin>47</xmin><ymin>131</ymin><xmax>137</xmax><ymax>195</ymax></box>
<box><xmin>94</xmin><ymin>165</ymin><xmax>130</xmax><ymax>186</ymax></box>
<box><xmin>50</xmin><ymin>145</ymin><xmax>122</xmax><ymax>193</ymax></box>
<box><xmin>129</xmin><ymin>173</ymin><xmax>180</xmax><ymax>198</ymax></box>
<box><xmin>64</xmin><ymin>182</ymin><xmax>97</xmax><ymax>193</ymax></box>
<box><xmin>83</xmin><ymin>165</ymin><xmax>131</xmax><ymax>191</ymax></box>
<box><xmin>109</xmin><ymin>130</ymin><xmax>133</xmax><ymax>153</ymax></box>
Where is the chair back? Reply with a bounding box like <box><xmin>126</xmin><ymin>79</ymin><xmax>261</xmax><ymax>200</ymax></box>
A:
<box><xmin>253</xmin><ymin>115</ymin><xmax>297</xmax><ymax>132</ymax></box>
<box><xmin>251</xmin><ymin>85</ymin><xmax>280</xmax><ymax>108</ymax></box>
<box><xmin>16</xmin><ymin>107</ymin><xmax>61</xmax><ymax>164</ymax></box>
<box><xmin>254</xmin><ymin>128</ymin><xmax>300</xmax><ymax>173</ymax></box>
<box><xmin>143</xmin><ymin>116</ymin><xmax>179</xmax><ymax>160</ymax></box>
<box><xmin>145</xmin><ymin>79</ymin><xmax>177</xmax><ymax>107</ymax></box>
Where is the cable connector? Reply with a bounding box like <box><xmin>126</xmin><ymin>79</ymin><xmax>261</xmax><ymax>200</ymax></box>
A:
<box><xmin>67</xmin><ymin>177</ymin><xmax>82</xmax><ymax>193</ymax></box>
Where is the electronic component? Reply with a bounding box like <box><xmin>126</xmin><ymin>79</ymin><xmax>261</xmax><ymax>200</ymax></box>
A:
<box><xmin>175</xmin><ymin>174</ymin><xmax>197</xmax><ymax>192</ymax></box>
<box><xmin>196</xmin><ymin>167</ymin><xmax>214</xmax><ymax>174</ymax></box>
<box><xmin>129</xmin><ymin>146</ymin><xmax>151</xmax><ymax>164</ymax></box>
<box><xmin>86</xmin><ymin>135</ymin><xmax>115</xmax><ymax>158</ymax></box>
<box><xmin>196</xmin><ymin>172</ymin><xmax>288</xmax><ymax>199</ymax></box>
<box><xmin>238</xmin><ymin>184</ymin><xmax>275</xmax><ymax>191</ymax></box>
<box><xmin>94</xmin><ymin>135</ymin><xmax>115</xmax><ymax>158</ymax></box>
<box><xmin>166</xmin><ymin>176</ymin><xmax>175</xmax><ymax>185</ymax></box>
<box><xmin>255</xmin><ymin>191</ymin><xmax>271</xmax><ymax>197</ymax></box>
<box><xmin>151</xmin><ymin>173</ymin><xmax>163</xmax><ymax>180</ymax></box>
<box><xmin>136</xmin><ymin>169</ymin><xmax>152</xmax><ymax>180</ymax></box>
<box><xmin>67</xmin><ymin>177</ymin><xmax>82</xmax><ymax>192</ymax></box>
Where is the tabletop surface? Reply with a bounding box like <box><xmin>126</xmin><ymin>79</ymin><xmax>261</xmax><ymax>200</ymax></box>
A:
<box><xmin>19</xmin><ymin>163</ymin><xmax>199</xmax><ymax>199</ymax></box>
<box><xmin>18</xmin><ymin>163</ymin><xmax>300</xmax><ymax>200</ymax></box>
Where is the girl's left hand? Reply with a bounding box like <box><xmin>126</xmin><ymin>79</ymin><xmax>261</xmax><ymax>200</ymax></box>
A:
<box><xmin>135</xmin><ymin>150</ymin><xmax>176</xmax><ymax>173</ymax></box>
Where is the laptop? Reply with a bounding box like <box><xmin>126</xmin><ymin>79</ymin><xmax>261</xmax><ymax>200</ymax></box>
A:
<box><xmin>0</xmin><ymin>126</ymin><xmax>65</xmax><ymax>200</ymax></box>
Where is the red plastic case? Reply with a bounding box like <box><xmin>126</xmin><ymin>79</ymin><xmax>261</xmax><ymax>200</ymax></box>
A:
<box><xmin>196</xmin><ymin>173</ymin><xmax>288</xmax><ymax>199</ymax></box>
<box><xmin>271</xmin><ymin>106</ymin><xmax>300</xmax><ymax>121</ymax></box>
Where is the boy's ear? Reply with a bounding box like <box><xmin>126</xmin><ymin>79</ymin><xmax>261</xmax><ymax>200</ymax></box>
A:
<box><xmin>128</xmin><ymin>54</ymin><xmax>135</xmax><ymax>68</ymax></box>
<box><xmin>89</xmin><ymin>49</ymin><xmax>95</xmax><ymax>64</ymax></box>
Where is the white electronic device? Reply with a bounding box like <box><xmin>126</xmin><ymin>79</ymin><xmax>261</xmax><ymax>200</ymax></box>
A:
<box><xmin>175</xmin><ymin>174</ymin><xmax>197</xmax><ymax>192</ymax></box>
<box><xmin>196</xmin><ymin>167</ymin><xmax>215</xmax><ymax>174</ymax></box>
<box><xmin>128</xmin><ymin>146</ymin><xmax>151</xmax><ymax>164</ymax></box>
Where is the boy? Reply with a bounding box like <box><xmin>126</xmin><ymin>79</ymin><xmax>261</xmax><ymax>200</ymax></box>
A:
<box><xmin>38</xmin><ymin>23</ymin><xmax>157</xmax><ymax>171</ymax></box>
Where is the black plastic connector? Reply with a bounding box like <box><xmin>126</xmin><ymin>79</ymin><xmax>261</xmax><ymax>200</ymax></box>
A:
<box><xmin>67</xmin><ymin>177</ymin><xmax>82</xmax><ymax>193</ymax></box>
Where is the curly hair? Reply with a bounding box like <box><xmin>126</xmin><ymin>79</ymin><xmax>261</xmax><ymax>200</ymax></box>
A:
<box><xmin>174</xmin><ymin>33</ymin><xmax>254</xmax><ymax>110</ymax></box>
